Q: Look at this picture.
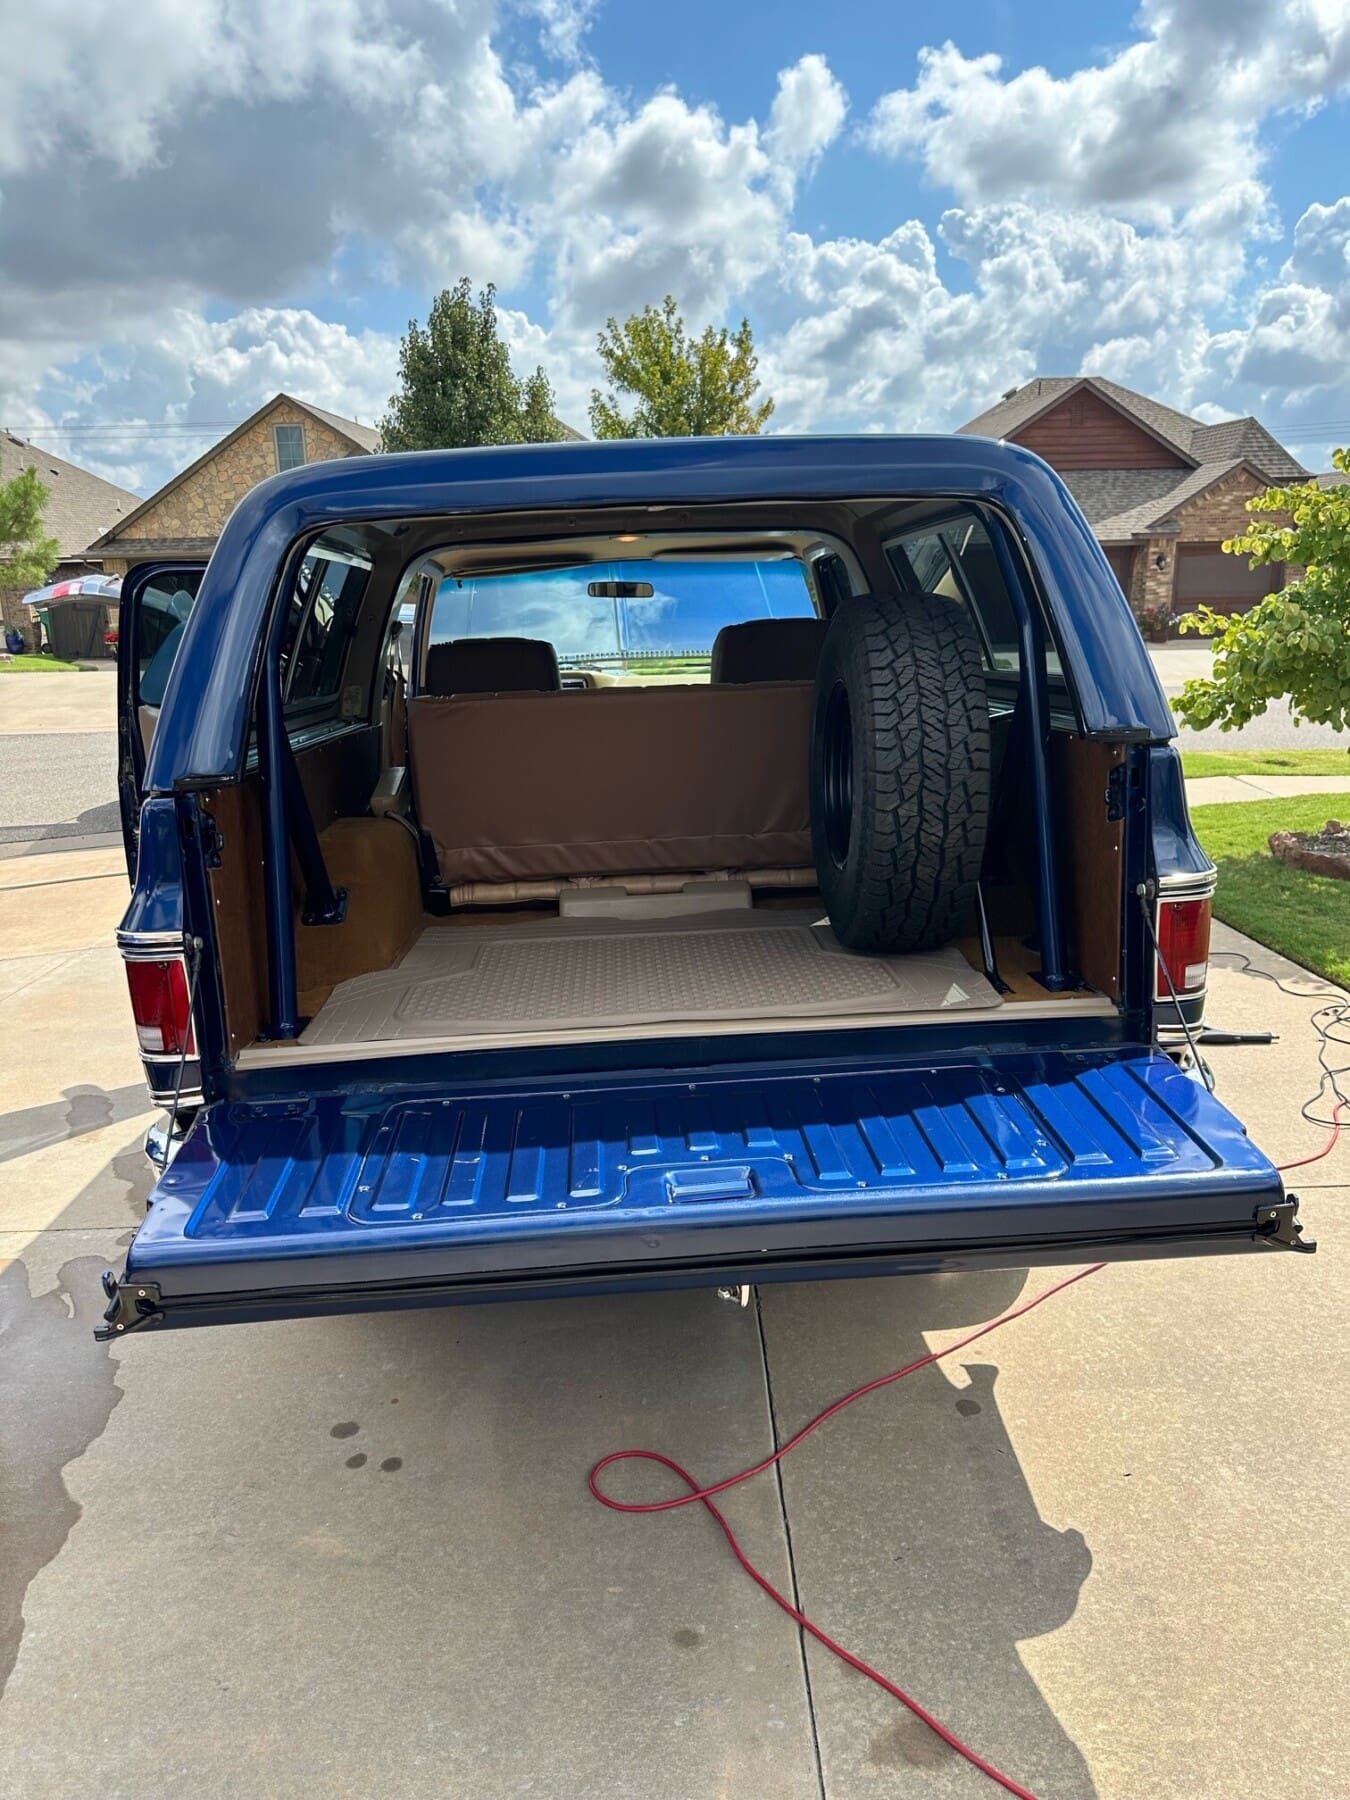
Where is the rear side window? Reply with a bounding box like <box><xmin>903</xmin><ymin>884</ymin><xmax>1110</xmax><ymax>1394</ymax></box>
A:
<box><xmin>885</xmin><ymin>513</ymin><xmax>1020</xmax><ymax>672</ymax></box>
<box><xmin>135</xmin><ymin>572</ymin><xmax>204</xmax><ymax>707</ymax></box>
<box><xmin>282</xmin><ymin>544</ymin><xmax>372</xmax><ymax>713</ymax></box>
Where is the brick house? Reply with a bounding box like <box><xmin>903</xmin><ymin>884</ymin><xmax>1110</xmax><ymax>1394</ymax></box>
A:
<box><xmin>959</xmin><ymin>377</ymin><xmax>1308</xmax><ymax>629</ymax></box>
<box><xmin>87</xmin><ymin>393</ymin><xmax>381</xmax><ymax>577</ymax></box>
<box><xmin>1</xmin><ymin>432</ymin><xmax>139</xmax><ymax>653</ymax></box>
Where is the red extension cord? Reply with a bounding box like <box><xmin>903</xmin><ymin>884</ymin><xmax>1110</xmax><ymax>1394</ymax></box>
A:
<box><xmin>1276</xmin><ymin>1097</ymin><xmax>1348</xmax><ymax>1172</ymax></box>
<box><xmin>591</xmin><ymin>1113</ymin><xmax>1344</xmax><ymax>1799</ymax></box>
<box><xmin>591</xmin><ymin>1262</ymin><xmax>1105</xmax><ymax>1800</ymax></box>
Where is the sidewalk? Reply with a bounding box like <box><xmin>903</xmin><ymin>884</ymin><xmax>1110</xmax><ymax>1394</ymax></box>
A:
<box><xmin>1186</xmin><ymin>773</ymin><xmax>1350</xmax><ymax>806</ymax></box>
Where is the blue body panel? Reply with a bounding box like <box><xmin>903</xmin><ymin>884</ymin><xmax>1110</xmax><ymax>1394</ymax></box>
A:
<box><xmin>121</xmin><ymin>797</ymin><xmax>185</xmax><ymax>937</ymax></box>
<box><xmin>118</xmin><ymin>1046</ymin><xmax>1285</xmax><ymax>1328</ymax></box>
<box><xmin>145</xmin><ymin>435</ymin><xmax>1174</xmax><ymax>791</ymax></box>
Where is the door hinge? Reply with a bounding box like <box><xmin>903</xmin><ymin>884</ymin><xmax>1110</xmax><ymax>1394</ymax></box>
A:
<box><xmin>1105</xmin><ymin>762</ymin><xmax>1130</xmax><ymax>822</ymax></box>
<box><xmin>1255</xmin><ymin>1199</ymin><xmax>1315</xmax><ymax>1252</ymax></box>
<box><xmin>95</xmin><ymin>1272</ymin><xmax>164</xmax><ymax>1340</ymax></box>
<box><xmin>198</xmin><ymin>810</ymin><xmax>224</xmax><ymax>868</ymax></box>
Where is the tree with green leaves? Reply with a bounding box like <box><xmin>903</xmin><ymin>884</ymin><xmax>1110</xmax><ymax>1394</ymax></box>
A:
<box><xmin>380</xmin><ymin>279</ymin><xmax>567</xmax><ymax>450</ymax></box>
<box><xmin>1174</xmin><ymin>449</ymin><xmax>1350</xmax><ymax>741</ymax></box>
<box><xmin>589</xmin><ymin>296</ymin><xmax>774</xmax><ymax>439</ymax></box>
<box><xmin>0</xmin><ymin>465</ymin><xmax>60</xmax><ymax>589</ymax></box>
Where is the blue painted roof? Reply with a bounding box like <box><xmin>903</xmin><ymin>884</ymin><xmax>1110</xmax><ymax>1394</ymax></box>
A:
<box><xmin>146</xmin><ymin>433</ymin><xmax>1174</xmax><ymax>787</ymax></box>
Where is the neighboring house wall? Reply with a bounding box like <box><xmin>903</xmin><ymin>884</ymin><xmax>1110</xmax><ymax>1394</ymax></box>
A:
<box><xmin>1130</xmin><ymin>466</ymin><xmax>1282</xmax><ymax>623</ymax></box>
<box><xmin>1014</xmin><ymin>390</ymin><xmax>1189</xmax><ymax>469</ymax></box>
<box><xmin>98</xmin><ymin>401</ymin><xmax>367</xmax><ymax>575</ymax></box>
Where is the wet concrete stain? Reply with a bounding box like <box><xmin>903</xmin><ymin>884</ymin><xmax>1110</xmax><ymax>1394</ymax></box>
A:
<box><xmin>345</xmin><ymin>1453</ymin><xmax>368</xmax><ymax>1469</ymax></box>
<box><xmin>114</xmin><ymin>1139</ymin><xmax>153</xmax><ymax>1221</ymax></box>
<box><xmin>955</xmin><ymin>1395</ymin><xmax>983</xmax><ymax>1417</ymax></box>
<box><xmin>330</xmin><ymin>1421</ymin><xmax>360</xmax><ymax>1439</ymax></box>
<box><xmin>0</xmin><ymin>1256</ymin><xmax>123</xmax><ymax>1700</ymax></box>
<box><xmin>379</xmin><ymin>1457</ymin><xmax>403</xmax><ymax>1473</ymax></box>
<box><xmin>671</xmin><ymin>1627</ymin><xmax>702</xmax><ymax>1649</ymax></box>
<box><xmin>868</xmin><ymin>1714</ymin><xmax>957</xmax><ymax>1769</ymax></box>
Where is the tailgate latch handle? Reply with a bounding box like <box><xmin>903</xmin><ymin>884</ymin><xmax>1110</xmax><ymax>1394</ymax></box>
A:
<box><xmin>665</xmin><ymin>1165</ymin><xmax>756</xmax><ymax>1203</ymax></box>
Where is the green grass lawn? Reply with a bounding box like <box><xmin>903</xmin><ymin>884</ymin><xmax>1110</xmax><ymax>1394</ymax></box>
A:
<box><xmin>0</xmin><ymin>653</ymin><xmax>83</xmax><ymax>672</ymax></box>
<box><xmin>1181</xmin><ymin>747</ymin><xmax>1350</xmax><ymax>778</ymax></box>
<box><xmin>1190</xmin><ymin>796</ymin><xmax>1350</xmax><ymax>986</ymax></box>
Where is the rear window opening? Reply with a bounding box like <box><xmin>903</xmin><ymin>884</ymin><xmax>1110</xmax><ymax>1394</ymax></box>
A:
<box><xmin>191</xmin><ymin>502</ymin><xmax>1126</xmax><ymax>1069</ymax></box>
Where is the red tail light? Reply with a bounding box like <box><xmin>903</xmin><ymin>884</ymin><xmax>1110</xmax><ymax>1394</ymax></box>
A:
<box><xmin>1155</xmin><ymin>895</ymin><xmax>1212</xmax><ymax>1000</ymax></box>
<box><xmin>125</xmin><ymin>956</ymin><xmax>196</xmax><ymax>1056</ymax></box>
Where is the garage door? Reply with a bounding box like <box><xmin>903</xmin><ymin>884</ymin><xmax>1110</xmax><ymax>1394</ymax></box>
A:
<box><xmin>1176</xmin><ymin>545</ymin><xmax>1283</xmax><ymax>614</ymax></box>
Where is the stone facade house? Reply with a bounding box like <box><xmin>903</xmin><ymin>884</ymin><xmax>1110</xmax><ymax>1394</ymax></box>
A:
<box><xmin>959</xmin><ymin>377</ymin><xmax>1308</xmax><ymax>631</ymax></box>
<box><xmin>88</xmin><ymin>394</ymin><xmax>381</xmax><ymax>577</ymax></box>
<box><xmin>1</xmin><ymin>432</ymin><xmax>139</xmax><ymax>653</ymax></box>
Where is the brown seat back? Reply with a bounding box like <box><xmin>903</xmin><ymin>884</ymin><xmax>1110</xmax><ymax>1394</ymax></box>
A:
<box><xmin>409</xmin><ymin>684</ymin><xmax>814</xmax><ymax>887</ymax></box>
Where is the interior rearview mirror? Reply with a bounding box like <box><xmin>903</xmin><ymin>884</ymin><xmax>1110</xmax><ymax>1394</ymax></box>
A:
<box><xmin>587</xmin><ymin>580</ymin><xmax>654</xmax><ymax>598</ymax></box>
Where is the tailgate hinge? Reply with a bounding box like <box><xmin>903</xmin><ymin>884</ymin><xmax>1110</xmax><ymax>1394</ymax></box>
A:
<box><xmin>1256</xmin><ymin>1199</ymin><xmax>1315</xmax><ymax>1252</ymax></box>
<box><xmin>95</xmin><ymin>1271</ymin><xmax>165</xmax><ymax>1340</ymax></box>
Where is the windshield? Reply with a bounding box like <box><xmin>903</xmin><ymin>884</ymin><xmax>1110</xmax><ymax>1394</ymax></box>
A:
<box><xmin>428</xmin><ymin>557</ymin><xmax>815</xmax><ymax>682</ymax></box>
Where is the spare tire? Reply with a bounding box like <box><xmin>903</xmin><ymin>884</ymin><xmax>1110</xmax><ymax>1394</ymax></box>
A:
<box><xmin>810</xmin><ymin>591</ymin><xmax>990</xmax><ymax>953</ymax></box>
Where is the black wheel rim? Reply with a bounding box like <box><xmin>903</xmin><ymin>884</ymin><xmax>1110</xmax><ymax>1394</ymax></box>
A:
<box><xmin>821</xmin><ymin>680</ymin><xmax>853</xmax><ymax>867</ymax></box>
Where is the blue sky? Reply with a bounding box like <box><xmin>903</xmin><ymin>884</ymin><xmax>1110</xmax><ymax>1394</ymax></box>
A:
<box><xmin>1</xmin><ymin>0</ymin><xmax>1348</xmax><ymax>495</ymax></box>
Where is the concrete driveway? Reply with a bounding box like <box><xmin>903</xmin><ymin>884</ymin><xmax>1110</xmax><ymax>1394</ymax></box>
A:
<box><xmin>0</xmin><ymin>667</ymin><xmax>120</xmax><ymax>851</ymax></box>
<box><xmin>1</xmin><ymin>847</ymin><xmax>1347</xmax><ymax>1799</ymax></box>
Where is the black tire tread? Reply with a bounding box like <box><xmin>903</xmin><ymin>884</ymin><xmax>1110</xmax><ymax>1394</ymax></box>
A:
<box><xmin>810</xmin><ymin>591</ymin><xmax>991</xmax><ymax>953</ymax></box>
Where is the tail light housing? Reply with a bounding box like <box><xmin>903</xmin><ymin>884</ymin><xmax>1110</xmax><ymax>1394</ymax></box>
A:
<box><xmin>1155</xmin><ymin>893</ymin><xmax>1212</xmax><ymax>1000</ymax></box>
<box><xmin>124</xmin><ymin>955</ymin><xmax>196</xmax><ymax>1057</ymax></box>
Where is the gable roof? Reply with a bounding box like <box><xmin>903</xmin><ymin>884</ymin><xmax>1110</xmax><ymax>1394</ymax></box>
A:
<box><xmin>291</xmin><ymin>399</ymin><xmax>382</xmax><ymax>454</ymax></box>
<box><xmin>87</xmin><ymin>392</ymin><xmax>381</xmax><ymax>552</ymax></box>
<box><xmin>1059</xmin><ymin>468</ymin><xmax>1192</xmax><ymax>533</ymax></box>
<box><xmin>1189</xmin><ymin>417</ymin><xmax>1307</xmax><ymax>482</ymax></box>
<box><xmin>0</xmin><ymin>431</ymin><xmax>140</xmax><ymax>563</ymax></box>
<box><xmin>959</xmin><ymin>375</ymin><xmax>1309</xmax><ymax>484</ymax></box>
<box><xmin>1089</xmin><ymin>458</ymin><xmax>1266</xmax><ymax>540</ymax></box>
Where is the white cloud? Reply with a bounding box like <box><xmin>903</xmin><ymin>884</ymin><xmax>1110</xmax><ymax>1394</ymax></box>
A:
<box><xmin>2</xmin><ymin>0</ymin><xmax>1349</xmax><ymax>493</ymax></box>
<box><xmin>30</xmin><ymin>309</ymin><xmax>399</xmax><ymax>492</ymax></box>
<box><xmin>1283</xmin><ymin>195</ymin><xmax>1350</xmax><ymax>287</ymax></box>
<box><xmin>866</xmin><ymin>2</ymin><xmax>1350</xmax><ymax>216</ymax></box>
<box><xmin>766</xmin><ymin>54</ymin><xmax>848</xmax><ymax>173</ymax></box>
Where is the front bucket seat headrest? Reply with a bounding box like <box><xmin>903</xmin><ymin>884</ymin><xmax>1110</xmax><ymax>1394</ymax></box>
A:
<box><xmin>710</xmin><ymin>617</ymin><xmax>830</xmax><ymax>684</ymax></box>
<box><xmin>423</xmin><ymin>636</ymin><xmax>562</xmax><ymax>696</ymax></box>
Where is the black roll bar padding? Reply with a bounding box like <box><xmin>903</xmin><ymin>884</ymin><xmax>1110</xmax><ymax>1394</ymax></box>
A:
<box><xmin>280</xmin><ymin>730</ymin><xmax>343</xmax><ymax>925</ymax></box>
<box><xmin>983</xmin><ymin>512</ymin><xmax>1072</xmax><ymax>991</ymax></box>
<box><xmin>256</xmin><ymin>601</ymin><xmax>301</xmax><ymax>1040</ymax></box>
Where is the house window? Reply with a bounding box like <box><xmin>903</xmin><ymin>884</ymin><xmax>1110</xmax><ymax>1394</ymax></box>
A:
<box><xmin>273</xmin><ymin>423</ymin><xmax>306</xmax><ymax>472</ymax></box>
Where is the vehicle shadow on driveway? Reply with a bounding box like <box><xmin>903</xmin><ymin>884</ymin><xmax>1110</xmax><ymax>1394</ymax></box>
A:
<box><xmin>758</xmin><ymin>1270</ymin><xmax>1098</xmax><ymax>1798</ymax></box>
<box><xmin>0</xmin><ymin>1081</ymin><xmax>150</xmax><ymax>1165</ymax></box>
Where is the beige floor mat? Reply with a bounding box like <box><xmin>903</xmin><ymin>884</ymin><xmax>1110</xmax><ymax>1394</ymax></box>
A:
<box><xmin>299</xmin><ymin>908</ymin><xmax>1003</xmax><ymax>1045</ymax></box>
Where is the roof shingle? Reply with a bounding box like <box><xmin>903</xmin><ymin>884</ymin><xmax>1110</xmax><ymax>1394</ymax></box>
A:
<box><xmin>958</xmin><ymin>375</ymin><xmax>1308</xmax><ymax>483</ymax></box>
<box><xmin>0</xmin><ymin>432</ymin><xmax>140</xmax><ymax>562</ymax></box>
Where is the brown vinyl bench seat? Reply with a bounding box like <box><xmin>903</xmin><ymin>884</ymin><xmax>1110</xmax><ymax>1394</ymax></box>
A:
<box><xmin>408</xmin><ymin>683</ymin><xmax>814</xmax><ymax>888</ymax></box>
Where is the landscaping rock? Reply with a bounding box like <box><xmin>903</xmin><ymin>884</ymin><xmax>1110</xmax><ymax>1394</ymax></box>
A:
<box><xmin>1268</xmin><ymin>820</ymin><xmax>1350</xmax><ymax>881</ymax></box>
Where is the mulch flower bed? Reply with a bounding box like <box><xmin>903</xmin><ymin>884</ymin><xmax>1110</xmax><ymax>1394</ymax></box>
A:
<box><xmin>1269</xmin><ymin>821</ymin><xmax>1350</xmax><ymax>882</ymax></box>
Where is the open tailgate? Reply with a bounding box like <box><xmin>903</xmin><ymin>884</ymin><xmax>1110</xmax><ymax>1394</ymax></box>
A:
<box><xmin>99</xmin><ymin>1046</ymin><xmax>1307</xmax><ymax>1336</ymax></box>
